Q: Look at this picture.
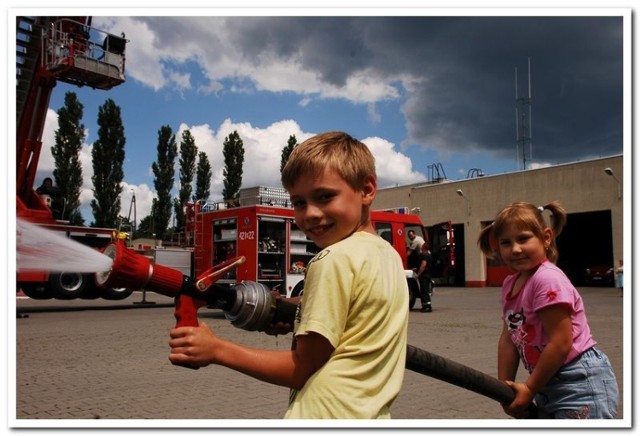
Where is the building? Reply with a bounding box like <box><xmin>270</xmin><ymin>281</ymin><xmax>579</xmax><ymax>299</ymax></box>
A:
<box><xmin>373</xmin><ymin>155</ymin><xmax>624</xmax><ymax>287</ymax></box>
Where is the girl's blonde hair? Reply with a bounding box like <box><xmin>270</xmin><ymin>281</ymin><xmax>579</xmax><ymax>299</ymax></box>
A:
<box><xmin>477</xmin><ymin>201</ymin><xmax>567</xmax><ymax>263</ymax></box>
<box><xmin>281</xmin><ymin>131</ymin><xmax>376</xmax><ymax>191</ymax></box>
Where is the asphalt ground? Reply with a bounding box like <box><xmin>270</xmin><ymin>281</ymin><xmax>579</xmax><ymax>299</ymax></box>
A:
<box><xmin>12</xmin><ymin>285</ymin><xmax>628</xmax><ymax>429</ymax></box>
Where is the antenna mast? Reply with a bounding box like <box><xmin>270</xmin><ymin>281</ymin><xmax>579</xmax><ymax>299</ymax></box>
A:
<box><xmin>515</xmin><ymin>57</ymin><xmax>533</xmax><ymax>170</ymax></box>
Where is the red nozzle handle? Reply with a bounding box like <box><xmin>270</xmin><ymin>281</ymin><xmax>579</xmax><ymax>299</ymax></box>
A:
<box><xmin>173</xmin><ymin>294</ymin><xmax>207</xmax><ymax>370</ymax></box>
<box><xmin>174</xmin><ymin>294</ymin><xmax>205</xmax><ymax>328</ymax></box>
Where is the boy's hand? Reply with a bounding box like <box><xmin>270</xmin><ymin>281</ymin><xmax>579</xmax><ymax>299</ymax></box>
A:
<box><xmin>168</xmin><ymin>322</ymin><xmax>217</xmax><ymax>368</ymax></box>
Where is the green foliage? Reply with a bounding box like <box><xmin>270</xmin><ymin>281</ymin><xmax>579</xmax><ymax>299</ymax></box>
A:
<box><xmin>174</xmin><ymin>129</ymin><xmax>198</xmax><ymax>231</ymax></box>
<box><xmin>222</xmin><ymin>130</ymin><xmax>244</xmax><ymax>203</ymax></box>
<box><xmin>280</xmin><ymin>134</ymin><xmax>297</xmax><ymax>173</ymax></box>
<box><xmin>151</xmin><ymin>125</ymin><xmax>177</xmax><ymax>240</ymax></box>
<box><xmin>90</xmin><ymin>98</ymin><xmax>126</xmax><ymax>228</ymax></box>
<box><xmin>194</xmin><ymin>151</ymin><xmax>212</xmax><ymax>202</ymax></box>
<box><xmin>136</xmin><ymin>213</ymin><xmax>155</xmax><ymax>239</ymax></box>
<box><xmin>51</xmin><ymin>92</ymin><xmax>85</xmax><ymax>225</ymax></box>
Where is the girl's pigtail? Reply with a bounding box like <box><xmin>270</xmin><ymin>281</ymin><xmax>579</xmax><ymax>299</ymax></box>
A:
<box><xmin>542</xmin><ymin>201</ymin><xmax>567</xmax><ymax>263</ymax></box>
<box><xmin>477</xmin><ymin>222</ymin><xmax>497</xmax><ymax>259</ymax></box>
<box><xmin>544</xmin><ymin>201</ymin><xmax>567</xmax><ymax>238</ymax></box>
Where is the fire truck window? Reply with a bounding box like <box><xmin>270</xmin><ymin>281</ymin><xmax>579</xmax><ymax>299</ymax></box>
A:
<box><xmin>375</xmin><ymin>222</ymin><xmax>393</xmax><ymax>245</ymax></box>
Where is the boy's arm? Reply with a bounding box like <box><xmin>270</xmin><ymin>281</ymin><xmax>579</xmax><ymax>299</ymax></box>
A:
<box><xmin>169</xmin><ymin>322</ymin><xmax>333</xmax><ymax>390</ymax></box>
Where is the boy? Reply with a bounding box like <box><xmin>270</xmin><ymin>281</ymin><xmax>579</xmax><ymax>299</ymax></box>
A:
<box><xmin>169</xmin><ymin>131</ymin><xmax>409</xmax><ymax>418</ymax></box>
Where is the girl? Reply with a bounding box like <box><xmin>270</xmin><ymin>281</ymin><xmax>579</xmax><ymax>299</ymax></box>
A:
<box><xmin>478</xmin><ymin>201</ymin><xmax>618</xmax><ymax>419</ymax></box>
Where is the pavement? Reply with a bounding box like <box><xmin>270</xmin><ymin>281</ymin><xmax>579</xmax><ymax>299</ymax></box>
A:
<box><xmin>13</xmin><ymin>285</ymin><xmax>627</xmax><ymax>428</ymax></box>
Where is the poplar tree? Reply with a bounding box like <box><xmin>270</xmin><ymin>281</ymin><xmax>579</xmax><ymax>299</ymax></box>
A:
<box><xmin>222</xmin><ymin>130</ymin><xmax>244</xmax><ymax>205</ymax></box>
<box><xmin>280</xmin><ymin>134</ymin><xmax>297</xmax><ymax>173</ymax></box>
<box><xmin>90</xmin><ymin>98</ymin><xmax>126</xmax><ymax>228</ymax></box>
<box><xmin>52</xmin><ymin>92</ymin><xmax>85</xmax><ymax>225</ymax></box>
<box><xmin>173</xmin><ymin>129</ymin><xmax>198</xmax><ymax>231</ymax></box>
<box><xmin>151</xmin><ymin>125</ymin><xmax>177</xmax><ymax>240</ymax></box>
<box><xmin>194</xmin><ymin>151</ymin><xmax>212</xmax><ymax>202</ymax></box>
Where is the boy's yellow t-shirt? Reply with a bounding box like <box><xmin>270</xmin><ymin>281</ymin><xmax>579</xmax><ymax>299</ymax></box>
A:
<box><xmin>284</xmin><ymin>231</ymin><xmax>409</xmax><ymax>419</ymax></box>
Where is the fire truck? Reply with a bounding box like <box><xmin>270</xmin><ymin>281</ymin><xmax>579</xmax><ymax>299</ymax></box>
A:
<box><xmin>16</xmin><ymin>16</ymin><xmax>130</xmax><ymax>300</ymax></box>
<box><xmin>184</xmin><ymin>186</ymin><xmax>429</xmax><ymax>308</ymax></box>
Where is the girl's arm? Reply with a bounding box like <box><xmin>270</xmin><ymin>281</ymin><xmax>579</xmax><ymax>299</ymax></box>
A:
<box><xmin>498</xmin><ymin>323</ymin><xmax>528</xmax><ymax>418</ymax></box>
<box><xmin>497</xmin><ymin>322</ymin><xmax>519</xmax><ymax>382</ymax></box>
<box><xmin>168</xmin><ymin>323</ymin><xmax>334</xmax><ymax>390</ymax></box>
<box><xmin>524</xmin><ymin>304</ymin><xmax>573</xmax><ymax>391</ymax></box>
<box><xmin>505</xmin><ymin>304</ymin><xmax>572</xmax><ymax>415</ymax></box>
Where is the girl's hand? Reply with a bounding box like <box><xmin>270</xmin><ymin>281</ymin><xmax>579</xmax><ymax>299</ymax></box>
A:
<box><xmin>264</xmin><ymin>292</ymin><xmax>300</xmax><ymax>336</ymax></box>
<box><xmin>502</xmin><ymin>381</ymin><xmax>536</xmax><ymax>419</ymax></box>
<box><xmin>168</xmin><ymin>322</ymin><xmax>218</xmax><ymax>368</ymax></box>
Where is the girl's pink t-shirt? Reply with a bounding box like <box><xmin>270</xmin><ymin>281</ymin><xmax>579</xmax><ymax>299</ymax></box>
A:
<box><xmin>502</xmin><ymin>260</ymin><xmax>597</xmax><ymax>373</ymax></box>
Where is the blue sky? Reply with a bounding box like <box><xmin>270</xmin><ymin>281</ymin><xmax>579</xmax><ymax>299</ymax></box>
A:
<box><xmin>17</xmin><ymin>8</ymin><xmax>630</xmax><ymax>225</ymax></box>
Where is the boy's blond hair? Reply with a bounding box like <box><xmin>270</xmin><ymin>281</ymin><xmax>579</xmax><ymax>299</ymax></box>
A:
<box><xmin>281</xmin><ymin>131</ymin><xmax>376</xmax><ymax>191</ymax></box>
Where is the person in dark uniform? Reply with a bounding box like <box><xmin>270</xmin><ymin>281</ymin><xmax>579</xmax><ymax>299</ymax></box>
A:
<box><xmin>36</xmin><ymin>177</ymin><xmax>63</xmax><ymax>218</ymax></box>
<box><xmin>416</xmin><ymin>242</ymin><xmax>433</xmax><ymax>312</ymax></box>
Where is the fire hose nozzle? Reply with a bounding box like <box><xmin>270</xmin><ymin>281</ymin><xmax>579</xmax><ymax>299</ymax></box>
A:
<box><xmin>95</xmin><ymin>242</ymin><xmax>187</xmax><ymax>296</ymax></box>
<box><xmin>195</xmin><ymin>256</ymin><xmax>246</xmax><ymax>292</ymax></box>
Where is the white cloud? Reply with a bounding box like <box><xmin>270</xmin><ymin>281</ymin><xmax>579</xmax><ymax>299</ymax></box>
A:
<box><xmin>118</xmin><ymin>183</ymin><xmax>155</xmax><ymax>229</ymax></box>
<box><xmin>38</xmin><ymin>109</ymin><xmax>58</xmax><ymax>174</ymax></box>
<box><xmin>181</xmin><ymin>118</ymin><xmax>314</xmax><ymax>203</ymax></box>
<box><xmin>97</xmin><ymin>17</ymin><xmax>405</xmax><ymax>106</ymax></box>
<box><xmin>362</xmin><ymin>136</ymin><xmax>427</xmax><ymax>188</ymax></box>
<box><xmin>42</xmin><ymin>111</ymin><xmax>424</xmax><ymax>224</ymax></box>
<box><xmin>96</xmin><ymin>17</ymin><xmax>168</xmax><ymax>91</ymax></box>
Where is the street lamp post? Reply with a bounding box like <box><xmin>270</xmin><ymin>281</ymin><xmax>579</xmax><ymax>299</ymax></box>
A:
<box><xmin>456</xmin><ymin>189</ymin><xmax>471</xmax><ymax>216</ymax></box>
<box><xmin>604</xmin><ymin>167</ymin><xmax>621</xmax><ymax>200</ymax></box>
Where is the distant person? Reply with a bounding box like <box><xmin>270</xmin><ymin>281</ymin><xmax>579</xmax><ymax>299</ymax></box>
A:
<box><xmin>407</xmin><ymin>229</ymin><xmax>425</xmax><ymax>270</ymax></box>
<box><xmin>36</xmin><ymin>177</ymin><xmax>55</xmax><ymax>195</ymax></box>
<box><xmin>169</xmin><ymin>131</ymin><xmax>409</xmax><ymax>418</ymax></box>
<box><xmin>478</xmin><ymin>201</ymin><xmax>618</xmax><ymax>419</ymax></box>
<box><xmin>615</xmin><ymin>259</ymin><xmax>623</xmax><ymax>295</ymax></box>
<box><xmin>416</xmin><ymin>242</ymin><xmax>433</xmax><ymax>312</ymax></box>
<box><xmin>36</xmin><ymin>177</ymin><xmax>63</xmax><ymax>218</ymax></box>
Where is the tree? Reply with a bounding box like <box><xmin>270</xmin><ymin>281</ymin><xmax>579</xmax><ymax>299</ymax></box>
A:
<box><xmin>135</xmin><ymin>214</ymin><xmax>155</xmax><ymax>239</ymax></box>
<box><xmin>194</xmin><ymin>151</ymin><xmax>212</xmax><ymax>202</ymax></box>
<box><xmin>51</xmin><ymin>92</ymin><xmax>85</xmax><ymax>225</ymax></box>
<box><xmin>222</xmin><ymin>130</ymin><xmax>244</xmax><ymax>205</ymax></box>
<box><xmin>280</xmin><ymin>134</ymin><xmax>297</xmax><ymax>173</ymax></box>
<box><xmin>173</xmin><ymin>129</ymin><xmax>198</xmax><ymax>232</ymax></box>
<box><xmin>151</xmin><ymin>125</ymin><xmax>177</xmax><ymax>240</ymax></box>
<box><xmin>90</xmin><ymin>98</ymin><xmax>126</xmax><ymax>228</ymax></box>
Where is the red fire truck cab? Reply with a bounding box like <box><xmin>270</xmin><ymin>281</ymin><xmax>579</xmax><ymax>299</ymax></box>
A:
<box><xmin>186</xmin><ymin>188</ymin><xmax>427</xmax><ymax>308</ymax></box>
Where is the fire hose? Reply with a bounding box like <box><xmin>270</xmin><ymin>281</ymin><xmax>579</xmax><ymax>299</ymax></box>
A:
<box><xmin>95</xmin><ymin>242</ymin><xmax>529</xmax><ymax>414</ymax></box>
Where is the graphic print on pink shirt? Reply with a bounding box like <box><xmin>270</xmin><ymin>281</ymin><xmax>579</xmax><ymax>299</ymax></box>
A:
<box><xmin>506</xmin><ymin>309</ymin><xmax>542</xmax><ymax>371</ymax></box>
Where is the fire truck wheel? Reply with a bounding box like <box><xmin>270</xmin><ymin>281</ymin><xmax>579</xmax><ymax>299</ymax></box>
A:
<box><xmin>19</xmin><ymin>282</ymin><xmax>54</xmax><ymax>300</ymax></box>
<box><xmin>100</xmin><ymin>287</ymin><xmax>133</xmax><ymax>300</ymax></box>
<box><xmin>48</xmin><ymin>272</ymin><xmax>89</xmax><ymax>300</ymax></box>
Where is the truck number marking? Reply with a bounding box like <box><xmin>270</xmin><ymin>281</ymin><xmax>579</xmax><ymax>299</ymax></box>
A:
<box><xmin>239</xmin><ymin>231</ymin><xmax>255</xmax><ymax>241</ymax></box>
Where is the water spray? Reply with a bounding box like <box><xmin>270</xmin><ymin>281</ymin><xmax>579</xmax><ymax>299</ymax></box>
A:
<box><xmin>17</xmin><ymin>218</ymin><xmax>113</xmax><ymax>273</ymax></box>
